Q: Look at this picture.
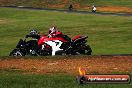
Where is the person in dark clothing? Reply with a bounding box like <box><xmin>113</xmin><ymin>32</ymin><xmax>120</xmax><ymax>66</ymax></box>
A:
<box><xmin>26</xmin><ymin>29</ymin><xmax>40</xmax><ymax>39</ymax></box>
<box><xmin>69</xmin><ymin>4</ymin><xmax>73</xmax><ymax>11</ymax></box>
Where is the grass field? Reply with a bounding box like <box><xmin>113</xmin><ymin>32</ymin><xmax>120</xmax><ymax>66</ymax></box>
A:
<box><xmin>0</xmin><ymin>72</ymin><xmax>131</xmax><ymax>88</ymax></box>
<box><xmin>1</xmin><ymin>60</ymin><xmax>131</xmax><ymax>88</ymax></box>
<box><xmin>0</xmin><ymin>7</ymin><xmax>132</xmax><ymax>88</ymax></box>
<box><xmin>0</xmin><ymin>57</ymin><xmax>132</xmax><ymax>88</ymax></box>
<box><xmin>0</xmin><ymin>7</ymin><xmax>132</xmax><ymax>56</ymax></box>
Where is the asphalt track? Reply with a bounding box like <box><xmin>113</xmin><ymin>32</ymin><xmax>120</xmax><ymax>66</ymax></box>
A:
<box><xmin>1</xmin><ymin>6</ymin><xmax>132</xmax><ymax>17</ymax></box>
<box><xmin>0</xmin><ymin>6</ymin><xmax>132</xmax><ymax>56</ymax></box>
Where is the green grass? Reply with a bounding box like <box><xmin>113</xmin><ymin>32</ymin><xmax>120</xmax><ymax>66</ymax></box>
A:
<box><xmin>0</xmin><ymin>7</ymin><xmax>132</xmax><ymax>88</ymax></box>
<box><xmin>0</xmin><ymin>72</ymin><xmax>131</xmax><ymax>88</ymax></box>
<box><xmin>0</xmin><ymin>7</ymin><xmax>132</xmax><ymax>56</ymax></box>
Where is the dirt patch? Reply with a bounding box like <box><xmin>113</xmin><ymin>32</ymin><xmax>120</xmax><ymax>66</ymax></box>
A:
<box><xmin>97</xmin><ymin>6</ymin><xmax>132</xmax><ymax>13</ymax></box>
<box><xmin>0</xmin><ymin>19</ymin><xmax>15</xmax><ymax>24</ymax></box>
<box><xmin>0</xmin><ymin>19</ymin><xmax>7</xmax><ymax>24</ymax></box>
<box><xmin>47</xmin><ymin>4</ymin><xmax>64</xmax><ymax>8</ymax></box>
<box><xmin>1</xmin><ymin>0</ymin><xmax>132</xmax><ymax>13</ymax></box>
<box><xmin>0</xmin><ymin>56</ymin><xmax>132</xmax><ymax>75</ymax></box>
<box><xmin>63</xmin><ymin>0</ymin><xmax>68</xmax><ymax>4</ymax></box>
<box><xmin>47</xmin><ymin>3</ymin><xmax>132</xmax><ymax>13</ymax></box>
<box><xmin>72</xmin><ymin>5</ymin><xmax>132</xmax><ymax>13</ymax></box>
<box><xmin>79</xmin><ymin>6</ymin><xmax>132</xmax><ymax>13</ymax></box>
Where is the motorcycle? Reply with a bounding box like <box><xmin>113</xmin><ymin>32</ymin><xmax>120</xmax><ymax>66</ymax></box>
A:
<box><xmin>9</xmin><ymin>33</ymin><xmax>92</xmax><ymax>56</ymax></box>
<box><xmin>37</xmin><ymin>35</ymin><xmax>92</xmax><ymax>56</ymax></box>
<box><xmin>9</xmin><ymin>35</ymin><xmax>39</xmax><ymax>56</ymax></box>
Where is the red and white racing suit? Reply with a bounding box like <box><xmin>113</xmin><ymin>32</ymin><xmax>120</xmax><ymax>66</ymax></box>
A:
<box><xmin>48</xmin><ymin>31</ymin><xmax>63</xmax><ymax>38</ymax></box>
<box><xmin>48</xmin><ymin>31</ymin><xmax>71</xmax><ymax>42</ymax></box>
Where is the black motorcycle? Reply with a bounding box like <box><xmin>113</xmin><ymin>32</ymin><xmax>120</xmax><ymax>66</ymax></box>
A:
<box><xmin>9</xmin><ymin>30</ymin><xmax>40</xmax><ymax>56</ymax></box>
<box><xmin>9</xmin><ymin>32</ymin><xmax>92</xmax><ymax>56</ymax></box>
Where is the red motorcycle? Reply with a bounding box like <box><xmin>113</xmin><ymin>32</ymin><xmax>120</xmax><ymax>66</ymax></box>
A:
<box><xmin>37</xmin><ymin>34</ymin><xmax>92</xmax><ymax>56</ymax></box>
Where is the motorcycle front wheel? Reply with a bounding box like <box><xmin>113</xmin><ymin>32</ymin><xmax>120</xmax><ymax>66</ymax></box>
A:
<box><xmin>9</xmin><ymin>49</ymin><xmax>25</xmax><ymax>56</ymax></box>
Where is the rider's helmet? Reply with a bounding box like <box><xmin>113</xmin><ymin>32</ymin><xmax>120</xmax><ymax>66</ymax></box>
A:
<box><xmin>49</xmin><ymin>26</ymin><xmax>58</xmax><ymax>34</ymax></box>
<box><xmin>30</xmin><ymin>29</ymin><xmax>38</xmax><ymax>35</ymax></box>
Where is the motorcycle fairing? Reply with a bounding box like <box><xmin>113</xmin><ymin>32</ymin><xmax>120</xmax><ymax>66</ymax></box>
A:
<box><xmin>38</xmin><ymin>35</ymin><xmax>68</xmax><ymax>46</ymax></box>
<box><xmin>45</xmin><ymin>40</ymin><xmax>63</xmax><ymax>56</ymax></box>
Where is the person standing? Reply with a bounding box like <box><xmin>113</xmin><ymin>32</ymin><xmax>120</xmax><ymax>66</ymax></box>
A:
<box><xmin>92</xmin><ymin>5</ymin><xmax>96</xmax><ymax>12</ymax></box>
<box><xmin>69</xmin><ymin>4</ymin><xmax>73</xmax><ymax>11</ymax></box>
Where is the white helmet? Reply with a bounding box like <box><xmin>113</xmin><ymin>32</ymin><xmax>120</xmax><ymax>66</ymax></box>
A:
<box><xmin>49</xmin><ymin>26</ymin><xmax>58</xmax><ymax>34</ymax></box>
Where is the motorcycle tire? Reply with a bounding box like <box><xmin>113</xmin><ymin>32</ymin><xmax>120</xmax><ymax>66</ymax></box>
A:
<box><xmin>9</xmin><ymin>49</ymin><xmax>25</xmax><ymax>56</ymax></box>
<box><xmin>85</xmin><ymin>45</ymin><xmax>92</xmax><ymax>55</ymax></box>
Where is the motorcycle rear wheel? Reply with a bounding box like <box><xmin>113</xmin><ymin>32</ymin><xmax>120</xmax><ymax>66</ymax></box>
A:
<box><xmin>85</xmin><ymin>45</ymin><xmax>92</xmax><ymax>55</ymax></box>
<box><xmin>79</xmin><ymin>45</ymin><xmax>92</xmax><ymax>55</ymax></box>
